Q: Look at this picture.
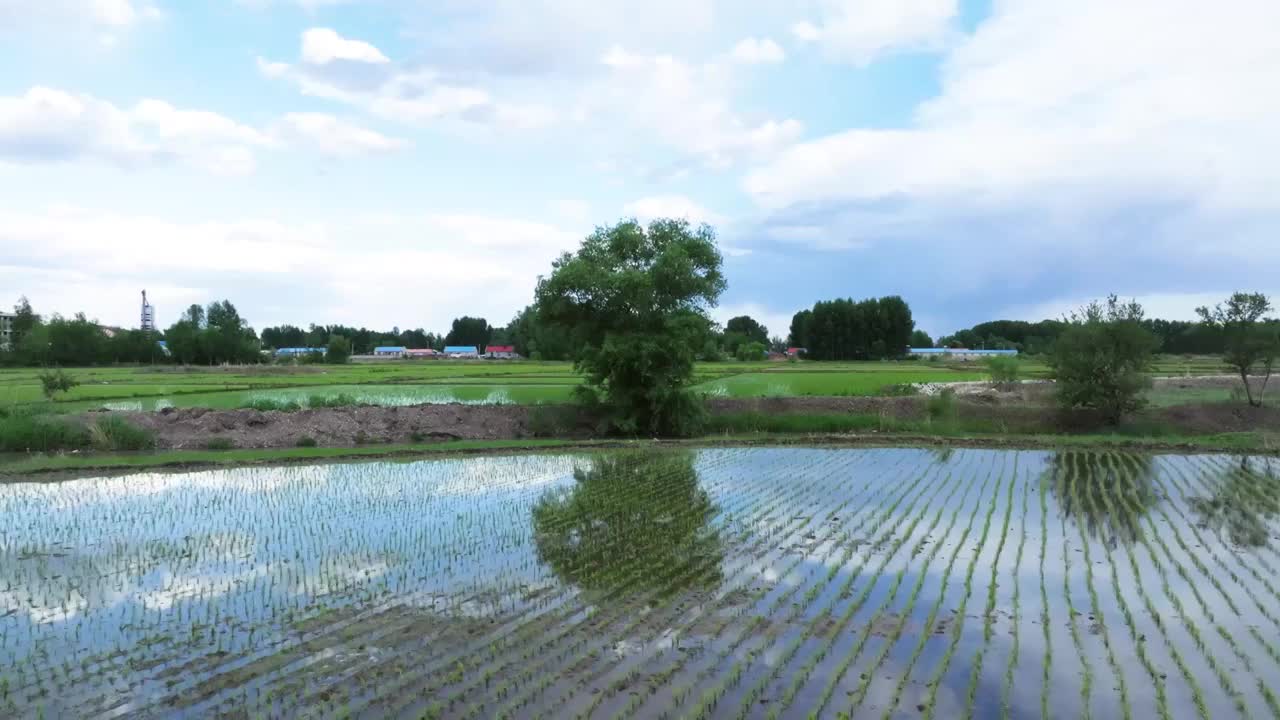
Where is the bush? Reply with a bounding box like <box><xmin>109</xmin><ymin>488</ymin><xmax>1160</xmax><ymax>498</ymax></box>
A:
<box><xmin>326</xmin><ymin>335</ymin><xmax>352</xmax><ymax>364</ymax></box>
<box><xmin>90</xmin><ymin>416</ymin><xmax>155</xmax><ymax>451</ymax></box>
<box><xmin>1049</xmin><ymin>295</ymin><xmax>1158</xmax><ymax>424</ymax></box>
<box><xmin>204</xmin><ymin>437</ymin><xmax>235</xmax><ymax>450</ymax></box>
<box><xmin>526</xmin><ymin>405</ymin><xmax>581</xmax><ymax>437</ymax></box>
<box><xmin>926</xmin><ymin>389</ymin><xmax>958</xmax><ymax>427</ymax></box>
<box><xmin>0</xmin><ymin>414</ymin><xmax>90</xmax><ymax>452</ymax></box>
<box><xmin>307</xmin><ymin>393</ymin><xmax>359</xmax><ymax>409</ymax></box>
<box><xmin>295</xmin><ymin>436</ymin><xmax>318</xmax><ymax>447</ymax></box>
<box><xmin>985</xmin><ymin>356</ymin><xmax>1021</xmax><ymax>386</ymax></box>
<box><xmin>240</xmin><ymin>398</ymin><xmax>303</xmax><ymax>412</ymax></box>
<box><xmin>38</xmin><ymin>368</ymin><xmax>79</xmax><ymax>400</ymax></box>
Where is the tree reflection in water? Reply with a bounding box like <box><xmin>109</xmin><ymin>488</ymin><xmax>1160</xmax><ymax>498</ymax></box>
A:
<box><xmin>1046</xmin><ymin>450</ymin><xmax>1158</xmax><ymax>546</ymax></box>
<box><xmin>1188</xmin><ymin>456</ymin><xmax>1279</xmax><ymax>548</ymax></box>
<box><xmin>531</xmin><ymin>450</ymin><xmax>723</xmax><ymax>598</ymax></box>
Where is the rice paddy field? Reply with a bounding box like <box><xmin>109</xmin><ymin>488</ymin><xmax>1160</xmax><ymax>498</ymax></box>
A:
<box><xmin>0</xmin><ymin>356</ymin><xmax>1231</xmax><ymax>412</ymax></box>
<box><xmin>2</xmin><ymin>446</ymin><xmax>1278</xmax><ymax>719</ymax></box>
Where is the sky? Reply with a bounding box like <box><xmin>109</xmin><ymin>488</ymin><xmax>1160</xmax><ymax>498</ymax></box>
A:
<box><xmin>2</xmin><ymin>0</ymin><xmax>1278</xmax><ymax>340</ymax></box>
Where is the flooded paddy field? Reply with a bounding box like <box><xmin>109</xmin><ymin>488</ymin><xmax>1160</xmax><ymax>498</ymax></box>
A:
<box><xmin>2</xmin><ymin>447</ymin><xmax>1278</xmax><ymax>719</ymax></box>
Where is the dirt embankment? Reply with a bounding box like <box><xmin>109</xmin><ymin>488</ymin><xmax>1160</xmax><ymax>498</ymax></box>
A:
<box><xmin>116</xmin><ymin>405</ymin><xmax>538</xmax><ymax>450</ymax></box>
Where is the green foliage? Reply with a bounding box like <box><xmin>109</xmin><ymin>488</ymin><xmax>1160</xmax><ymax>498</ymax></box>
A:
<box><xmin>723</xmin><ymin>315</ymin><xmax>768</xmax><ymax>354</ymax></box>
<box><xmin>531</xmin><ymin>450</ymin><xmax>722</xmax><ymax>595</ymax></box>
<box><xmin>295</xmin><ymin>436</ymin><xmax>318</xmax><ymax>447</ymax></box>
<box><xmin>204</xmin><ymin>437</ymin><xmax>236</xmax><ymax>450</ymax></box>
<box><xmin>90</xmin><ymin>416</ymin><xmax>156</xmax><ymax>451</ymax></box>
<box><xmin>1187</xmin><ymin>456</ymin><xmax>1279</xmax><ymax>547</ymax></box>
<box><xmin>734</xmin><ymin>340</ymin><xmax>766</xmax><ymax>362</ymax></box>
<box><xmin>164</xmin><ymin>299</ymin><xmax>260</xmax><ymax>365</ymax></box>
<box><xmin>790</xmin><ymin>295</ymin><xmax>915</xmax><ymax>360</ymax></box>
<box><xmin>240</xmin><ymin>398</ymin><xmax>304</xmax><ymax>412</ymax></box>
<box><xmin>926</xmin><ymin>389</ymin><xmax>958</xmax><ymax>426</ymax></box>
<box><xmin>506</xmin><ymin>304</ymin><xmax>576</xmax><ymax>360</ymax></box>
<box><xmin>525</xmin><ymin>404</ymin><xmax>580</xmax><ymax>437</ymax></box>
<box><xmin>535</xmin><ymin>218</ymin><xmax>725</xmax><ymax>437</ymax></box>
<box><xmin>1196</xmin><ymin>292</ymin><xmax>1278</xmax><ymax>407</ymax></box>
<box><xmin>325</xmin><ymin>335</ymin><xmax>352</xmax><ymax>364</ymax></box>
<box><xmin>1049</xmin><ymin>295</ymin><xmax>1158</xmax><ymax>424</ymax></box>
<box><xmin>984</xmin><ymin>356</ymin><xmax>1021</xmax><ymax>385</ymax></box>
<box><xmin>0</xmin><ymin>413</ymin><xmax>90</xmax><ymax>452</ymax></box>
<box><xmin>307</xmin><ymin>393</ymin><xmax>358</xmax><ymax>408</ymax></box>
<box><xmin>444</xmin><ymin>316</ymin><xmax>492</xmax><ymax>349</ymax></box>
<box><xmin>911</xmin><ymin>329</ymin><xmax>934</xmax><ymax>348</ymax></box>
<box><xmin>37</xmin><ymin>368</ymin><xmax>79</xmax><ymax>400</ymax></box>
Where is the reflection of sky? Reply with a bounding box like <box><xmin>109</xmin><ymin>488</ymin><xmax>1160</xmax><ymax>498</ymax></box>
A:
<box><xmin>2</xmin><ymin>448</ymin><xmax>1277</xmax><ymax>718</ymax></box>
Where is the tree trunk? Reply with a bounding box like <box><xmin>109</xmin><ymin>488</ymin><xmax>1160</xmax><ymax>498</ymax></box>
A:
<box><xmin>1241</xmin><ymin>367</ymin><xmax>1258</xmax><ymax>407</ymax></box>
<box><xmin>1258</xmin><ymin>368</ymin><xmax>1272</xmax><ymax>407</ymax></box>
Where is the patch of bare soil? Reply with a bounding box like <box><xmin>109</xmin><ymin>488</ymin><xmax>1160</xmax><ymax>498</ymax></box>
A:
<box><xmin>115</xmin><ymin>404</ymin><xmax>541</xmax><ymax>450</ymax></box>
<box><xmin>1153</xmin><ymin>403</ymin><xmax>1280</xmax><ymax>434</ymax></box>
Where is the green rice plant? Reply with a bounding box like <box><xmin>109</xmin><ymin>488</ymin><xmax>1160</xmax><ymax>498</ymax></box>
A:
<box><xmin>1038</xmin><ymin>469</ymin><xmax>1053</xmax><ymax>720</ymax></box>
<box><xmin>999</xmin><ymin>462</ymin><xmax>1031</xmax><ymax>720</ymax></box>
<box><xmin>239</xmin><ymin>398</ymin><xmax>304</xmax><ymax>412</ymax></box>
<box><xmin>921</xmin><ymin>453</ymin><xmax>1003</xmax><ymax>720</ymax></box>
<box><xmin>295</xmin><ymin>436</ymin><xmax>317</xmax><ymax>448</ymax></box>
<box><xmin>306</xmin><ymin>393</ymin><xmax>360</xmax><ymax>409</ymax></box>
<box><xmin>203</xmin><ymin>437</ymin><xmax>235</xmax><ymax>451</ymax></box>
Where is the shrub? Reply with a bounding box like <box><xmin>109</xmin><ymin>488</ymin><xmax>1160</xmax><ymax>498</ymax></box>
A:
<box><xmin>204</xmin><ymin>437</ymin><xmax>235</xmax><ymax>450</ymax></box>
<box><xmin>926</xmin><ymin>389</ymin><xmax>958</xmax><ymax>426</ymax></box>
<box><xmin>240</xmin><ymin>398</ymin><xmax>303</xmax><ymax>412</ymax></box>
<box><xmin>354</xmin><ymin>430</ymin><xmax>370</xmax><ymax>445</ymax></box>
<box><xmin>881</xmin><ymin>383</ymin><xmax>919</xmax><ymax>397</ymax></box>
<box><xmin>409</xmin><ymin>431</ymin><xmax>427</xmax><ymax>443</ymax></box>
<box><xmin>984</xmin><ymin>356</ymin><xmax>1021</xmax><ymax>386</ymax></box>
<box><xmin>326</xmin><ymin>335</ymin><xmax>352</xmax><ymax>364</ymax></box>
<box><xmin>37</xmin><ymin>368</ymin><xmax>79</xmax><ymax>400</ymax></box>
<box><xmin>307</xmin><ymin>393</ymin><xmax>359</xmax><ymax>409</ymax></box>
<box><xmin>1049</xmin><ymin>295</ymin><xmax>1158</xmax><ymax>424</ymax></box>
<box><xmin>295</xmin><ymin>436</ymin><xmax>318</xmax><ymax>447</ymax></box>
<box><xmin>90</xmin><ymin>416</ymin><xmax>155</xmax><ymax>451</ymax></box>
<box><xmin>526</xmin><ymin>405</ymin><xmax>581</xmax><ymax>437</ymax></box>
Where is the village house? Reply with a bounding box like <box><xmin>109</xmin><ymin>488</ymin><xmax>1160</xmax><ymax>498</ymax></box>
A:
<box><xmin>484</xmin><ymin>345</ymin><xmax>519</xmax><ymax>359</ymax></box>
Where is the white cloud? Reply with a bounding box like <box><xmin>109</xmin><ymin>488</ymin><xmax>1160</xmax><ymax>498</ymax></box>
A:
<box><xmin>791</xmin><ymin>0</ymin><xmax>958</xmax><ymax>66</ymax></box>
<box><xmin>748</xmin><ymin>0</ymin><xmax>1280</xmax><ymax>214</ymax></box>
<box><xmin>595</xmin><ymin>45</ymin><xmax>803</xmax><ymax>168</ymax></box>
<box><xmin>0</xmin><ymin>87</ymin><xmax>406</xmax><ymax>172</ymax></box>
<box><xmin>623</xmin><ymin>195</ymin><xmax>725</xmax><ymax>225</ymax></box>
<box><xmin>271</xmin><ymin>113</ymin><xmax>407</xmax><ymax>156</ymax></box>
<box><xmin>301</xmin><ymin>27</ymin><xmax>389</xmax><ymax>65</ymax></box>
<box><xmin>261</xmin><ymin>28</ymin><xmax>555</xmax><ymax>129</ymax></box>
<box><xmin>0</xmin><ymin>206</ymin><xmax>581</xmax><ymax>329</ymax></box>
<box><xmin>0</xmin><ymin>87</ymin><xmax>269</xmax><ymax>175</ymax></box>
<box><xmin>0</xmin><ymin>0</ymin><xmax>161</xmax><ymax>45</ymax></box>
<box><xmin>729</xmin><ymin>37</ymin><xmax>785</xmax><ymax>65</ymax></box>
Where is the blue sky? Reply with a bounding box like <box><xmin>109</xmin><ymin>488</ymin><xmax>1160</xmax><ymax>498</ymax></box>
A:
<box><xmin>2</xmin><ymin>0</ymin><xmax>1277</xmax><ymax>340</ymax></box>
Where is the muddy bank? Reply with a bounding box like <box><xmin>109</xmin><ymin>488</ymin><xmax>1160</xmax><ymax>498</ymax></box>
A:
<box><xmin>105</xmin><ymin>393</ymin><xmax>1280</xmax><ymax>451</ymax></box>
<box><xmin>116</xmin><ymin>404</ymin><xmax>539</xmax><ymax>450</ymax></box>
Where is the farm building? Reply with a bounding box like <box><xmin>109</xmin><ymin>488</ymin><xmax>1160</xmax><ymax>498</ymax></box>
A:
<box><xmin>785</xmin><ymin>347</ymin><xmax>807</xmax><ymax>357</ymax></box>
<box><xmin>275</xmin><ymin>347</ymin><xmax>324</xmax><ymax>358</ymax></box>
<box><xmin>404</xmin><ymin>348</ymin><xmax>441</xmax><ymax>359</ymax></box>
<box><xmin>485</xmin><ymin>345</ymin><xmax>519</xmax><ymax>359</ymax></box>
<box><xmin>373</xmin><ymin>346</ymin><xmax>407</xmax><ymax>357</ymax></box>
<box><xmin>0</xmin><ymin>311</ymin><xmax>12</xmax><ymax>350</ymax></box>
<box><xmin>443</xmin><ymin>345</ymin><xmax>479</xmax><ymax>359</ymax></box>
<box><xmin>909</xmin><ymin>347</ymin><xmax>1018</xmax><ymax>361</ymax></box>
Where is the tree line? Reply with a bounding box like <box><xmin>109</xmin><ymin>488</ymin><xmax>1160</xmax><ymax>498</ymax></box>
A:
<box><xmin>935</xmin><ymin>317</ymin><xmax>1265</xmax><ymax>356</ymax></box>
<box><xmin>786</xmin><ymin>296</ymin><xmax>915</xmax><ymax>361</ymax></box>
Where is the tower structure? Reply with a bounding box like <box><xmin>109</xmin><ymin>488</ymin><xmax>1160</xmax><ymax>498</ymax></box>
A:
<box><xmin>141</xmin><ymin>290</ymin><xmax>155</xmax><ymax>333</ymax></box>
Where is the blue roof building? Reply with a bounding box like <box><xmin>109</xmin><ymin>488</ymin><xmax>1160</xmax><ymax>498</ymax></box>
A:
<box><xmin>443</xmin><ymin>345</ymin><xmax>479</xmax><ymax>355</ymax></box>
<box><xmin>373</xmin><ymin>346</ymin><xmax>407</xmax><ymax>355</ymax></box>
<box><xmin>276</xmin><ymin>347</ymin><xmax>324</xmax><ymax>356</ymax></box>
<box><xmin>909</xmin><ymin>348</ymin><xmax>1018</xmax><ymax>356</ymax></box>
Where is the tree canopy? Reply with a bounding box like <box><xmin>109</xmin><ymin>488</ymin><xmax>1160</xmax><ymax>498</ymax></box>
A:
<box><xmin>786</xmin><ymin>296</ymin><xmax>914</xmax><ymax>360</ymax></box>
<box><xmin>535</xmin><ymin>218</ymin><xmax>725</xmax><ymax>436</ymax></box>
<box><xmin>1197</xmin><ymin>292</ymin><xmax>1278</xmax><ymax>407</ymax></box>
<box><xmin>444</xmin><ymin>316</ymin><xmax>492</xmax><ymax>349</ymax></box>
<box><xmin>1048</xmin><ymin>295</ymin><xmax>1158</xmax><ymax>424</ymax></box>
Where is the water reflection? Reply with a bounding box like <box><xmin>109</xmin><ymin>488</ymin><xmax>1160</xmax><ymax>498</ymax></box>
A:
<box><xmin>1188</xmin><ymin>456</ymin><xmax>1280</xmax><ymax>547</ymax></box>
<box><xmin>531</xmin><ymin>450</ymin><xmax>723</xmax><ymax>598</ymax></box>
<box><xmin>1045</xmin><ymin>451</ymin><xmax>1157</xmax><ymax>546</ymax></box>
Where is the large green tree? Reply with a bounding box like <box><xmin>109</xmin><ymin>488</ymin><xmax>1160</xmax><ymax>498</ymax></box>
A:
<box><xmin>1196</xmin><ymin>292</ymin><xmax>1278</xmax><ymax>407</ymax></box>
<box><xmin>444</xmin><ymin>316</ymin><xmax>492</xmax><ymax>348</ymax></box>
<box><xmin>1048</xmin><ymin>295</ymin><xmax>1158</xmax><ymax>424</ymax></box>
<box><xmin>535</xmin><ymin>218</ymin><xmax>725</xmax><ymax>436</ymax></box>
<box><xmin>10</xmin><ymin>296</ymin><xmax>38</xmax><ymax>348</ymax></box>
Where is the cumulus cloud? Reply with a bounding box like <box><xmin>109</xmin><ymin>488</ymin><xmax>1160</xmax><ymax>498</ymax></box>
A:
<box><xmin>260</xmin><ymin>28</ymin><xmax>555</xmax><ymax>129</ymax></box>
<box><xmin>0</xmin><ymin>87</ymin><xmax>407</xmax><ymax>172</ymax></box>
<box><xmin>594</xmin><ymin>45</ymin><xmax>802</xmax><ymax>169</ymax></box>
<box><xmin>623</xmin><ymin>195</ymin><xmax>725</xmax><ymax>225</ymax></box>
<box><xmin>737</xmin><ymin>0</ymin><xmax>1280</xmax><ymax>330</ymax></box>
<box><xmin>790</xmin><ymin>0</ymin><xmax>958</xmax><ymax>66</ymax></box>
<box><xmin>0</xmin><ymin>206</ymin><xmax>580</xmax><ymax>329</ymax></box>
<box><xmin>729</xmin><ymin>37</ymin><xmax>785</xmax><ymax>65</ymax></box>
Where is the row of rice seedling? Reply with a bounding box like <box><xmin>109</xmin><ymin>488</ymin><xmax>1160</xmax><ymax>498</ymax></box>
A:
<box><xmin>5</xmin><ymin>447</ymin><xmax>1280</xmax><ymax>718</ymax></box>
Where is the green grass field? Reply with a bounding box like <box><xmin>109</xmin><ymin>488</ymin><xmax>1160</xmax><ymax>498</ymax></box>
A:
<box><xmin>0</xmin><ymin>356</ymin><xmax>1234</xmax><ymax>412</ymax></box>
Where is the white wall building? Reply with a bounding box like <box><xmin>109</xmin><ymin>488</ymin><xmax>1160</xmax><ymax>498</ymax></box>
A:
<box><xmin>0</xmin><ymin>312</ymin><xmax>14</xmax><ymax>350</ymax></box>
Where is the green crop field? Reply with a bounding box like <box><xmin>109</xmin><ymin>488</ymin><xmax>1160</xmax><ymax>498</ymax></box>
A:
<box><xmin>2</xmin><ymin>447</ymin><xmax>1277</xmax><ymax>718</ymax></box>
<box><xmin>0</xmin><ymin>356</ymin><xmax>1234</xmax><ymax>412</ymax></box>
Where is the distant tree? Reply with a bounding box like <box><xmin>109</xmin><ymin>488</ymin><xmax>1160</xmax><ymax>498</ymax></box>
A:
<box><xmin>984</xmin><ymin>355</ymin><xmax>1020</xmax><ymax>386</ymax></box>
<box><xmin>11</xmin><ymin>296</ymin><xmax>38</xmax><ymax>347</ymax></box>
<box><xmin>725</xmin><ymin>315</ymin><xmax>768</xmax><ymax>351</ymax></box>
<box><xmin>536</xmin><ymin>218</ymin><xmax>724</xmax><ymax>436</ymax></box>
<box><xmin>1048</xmin><ymin>295</ymin><xmax>1158</xmax><ymax>424</ymax></box>
<box><xmin>325</xmin><ymin>335</ymin><xmax>352</xmax><ymax>364</ymax></box>
<box><xmin>788</xmin><ymin>309</ymin><xmax>813</xmax><ymax>349</ymax></box>
<box><xmin>163</xmin><ymin>320</ymin><xmax>202</xmax><ymax>364</ymax></box>
<box><xmin>46</xmin><ymin>313</ymin><xmax>106</xmax><ymax>365</ymax></box>
<box><xmin>261</xmin><ymin>324</ymin><xmax>305</xmax><ymax>350</ymax></box>
<box><xmin>445</xmin><ymin>316</ymin><xmax>492</xmax><ymax>348</ymax></box>
<box><xmin>769</xmin><ymin>335</ymin><xmax>787</xmax><ymax>353</ymax></box>
<box><xmin>911</xmin><ymin>330</ymin><xmax>934</xmax><ymax>348</ymax></box>
<box><xmin>798</xmin><ymin>296</ymin><xmax>915</xmax><ymax>360</ymax></box>
<box><xmin>735</xmin><ymin>340</ymin><xmax>767</xmax><ymax>362</ymax></box>
<box><xmin>37</xmin><ymin>368</ymin><xmax>79</xmax><ymax>400</ymax></box>
<box><xmin>182</xmin><ymin>304</ymin><xmax>205</xmax><ymax>327</ymax></box>
<box><xmin>1196</xmin><ymin>292</ymin><xmax>1279</xmax><ymax>407</ymax></box>
<box><xmin>400</xmin><ymin>328</ymin><xmax>430</xmax><ymax>348</ymax></box>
